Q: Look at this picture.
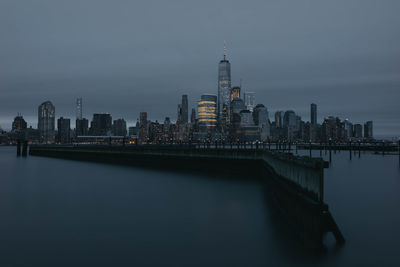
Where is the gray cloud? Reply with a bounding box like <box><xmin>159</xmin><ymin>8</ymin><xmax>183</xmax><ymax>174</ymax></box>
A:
<box><xmin>0</xmin><ymin>0</ymin><xmax>399</xmax><ymax>137</ymax></box>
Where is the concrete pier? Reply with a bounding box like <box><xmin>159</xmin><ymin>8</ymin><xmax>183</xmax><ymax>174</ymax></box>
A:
<box><xmin>29</xmin><ymin>144</ymin><xmax>343</xmax><ymax>248</ymax></box>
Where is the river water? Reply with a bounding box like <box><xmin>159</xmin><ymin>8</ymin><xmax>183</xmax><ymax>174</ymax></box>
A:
<box><xmin>0</xmin><ymin>146</ymin><xmax>399</xmax><ymax>266</ymax></box>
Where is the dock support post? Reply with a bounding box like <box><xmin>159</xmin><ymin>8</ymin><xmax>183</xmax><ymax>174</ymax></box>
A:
<box><xmin>309</xmin><ymin>141</ymin><xmax>312</xmax><ymax>158</ymax></box>
<box><xmin>17</xmin><ymin>140</ymin><xmax>21</xmax><ymax>156</ymax></box>
<box><xmin>349</xmin><ymin>141</ymin><xmax>352</xmax><ymax>160</ymax></box>
<box><xmin>22</xmin><ymin>141</ymin><xmax>28</xmax><ymax>157</ymax></box>
<box><xmin>319</xmin><ymin>142</ymin><xmax>322</xmax><ymax>157</ymax></box>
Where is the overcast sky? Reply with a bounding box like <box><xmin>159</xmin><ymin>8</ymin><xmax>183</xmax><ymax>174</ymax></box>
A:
<box><xmin>0</xmin><ymin>0</ymin><xmax>399</xmax><ymax>137</ymax></box>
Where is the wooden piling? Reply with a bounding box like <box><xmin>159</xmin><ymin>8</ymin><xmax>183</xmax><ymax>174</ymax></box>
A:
<box><xmin>22</xmin><ymin>141</ymin><xmax>28</xmax><ymax>157</ymax></box>
<box><xmin>17</xmin><ymin>140</ymin><xmax>21</xmax><ymax>156</ymax></box>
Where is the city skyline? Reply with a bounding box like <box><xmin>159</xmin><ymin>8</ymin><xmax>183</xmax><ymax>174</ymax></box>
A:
<box><xmin>1</xmin><ymin>0</ymin><xmax>399</xmax><ymax>137</ymax></box>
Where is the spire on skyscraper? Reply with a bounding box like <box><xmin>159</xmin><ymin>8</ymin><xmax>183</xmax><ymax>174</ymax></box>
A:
<box><xmin>223</xmin><ymin>41</ymin><xmax>227</xmax><ymax>60</ymax></box>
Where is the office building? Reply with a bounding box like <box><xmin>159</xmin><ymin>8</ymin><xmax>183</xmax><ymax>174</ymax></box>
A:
<box><xmin>190</xmin><ymin>108</ymin><xmax>196</xmax><ymax>124</ymax></box>
<box><xmin>89</xmin><ymin>113</ymin><xmax>112</xmax><ymax>136</ymax></box>
<box><xmin>198</xmin><ymin>94</ymin><xmax>217</xmax><ymax>131</ymax></box>
<box><xmin>239</xmin><ymin>110</ymin><xmax>253</xmax><ymax>126</ymax></box>
<box><xmin>177</xmin><ymin>95</ymin><xmax>188</xmax><ymax>125</ymax></box>
<box><xmin>275</xmin><ymin>111</ymin><xmax>284</xmax><ymax>128</ymax></box>
<box><xmin>57</xmin><ymin>117</ymin><xmax>71</xmax><ymax>143</ymax></box>
<box><xmin>353</xmin><ymin>124</ymin><xmax>363</xmax><ymax>139</ymax></box>
<box><xmin>113</xmin><ymin>119</ymin><xmax>127</xmax><ymax>136</ymax></box>
<box><xmin>311</xmin><ymin>103</ymin><xmax>317</xmax><ymax>125</ymax></box>
<box><xmin>38</xmin><ymin>101</ymin><xmax>55</xmax><ymax>143</ymax></box>
<box><xmin>139</xmin><ymin>112</ymin><xmax>148</xmax><ymax>142</ymax></box>
<box><xmin>364</xmin><ymin>121</ymin><xmax>373</xmax><ymax>139</ymax></box>
<box><xmin>283</xmin><ymin>110</ymin><xmax>297</xmax><ymax>128</ymax></box>
<box><xmin>253</xmin><ymin>104</ymin><xmax>268</xmax><ymax>125</ymax></box>
<box><xmin>76</xmin><ymin>118</ymin><xmax>89</xmax><ymax>136</ymax></box>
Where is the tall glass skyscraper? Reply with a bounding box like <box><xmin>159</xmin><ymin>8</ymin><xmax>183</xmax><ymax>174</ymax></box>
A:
<box><xmin>218</xmin><ymin>45</ymin><xmax>231</xmax><ymax>119</ymax></box>
<box><xmin>311</xmin><ymin>103</ymin><xmax>317</xmax><ymax>125</ymax></box>
<box><xmin>38</xmin><ymin>101</ymin><xmax>55</xmax><ymax>143</ymax></box>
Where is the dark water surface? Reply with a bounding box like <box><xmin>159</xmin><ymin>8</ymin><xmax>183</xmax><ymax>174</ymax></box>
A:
<box><xmin>0</xmin><ymin>147</ymin><xmax>399</xmax><ymax>266</ymax></box>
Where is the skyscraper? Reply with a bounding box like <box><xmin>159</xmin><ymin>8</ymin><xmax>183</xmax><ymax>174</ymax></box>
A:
<box><xmin>89</xmin><ymin>114</ymin><xmax>112</xmax><ymax>136</ymax></box>
<box><xmin>113</xmin><ymin>119</ymin><xmax>127</xmax><ymax>136</ymax></box>
<box><xmin>38</xmin><ymin>101</ymin><xmax>55</xmax><ymax>143</ymax></box>
<box><xmin>139</xmin><ymin>112</ymin><xmax>148</xmax><ymax>143</ymax></box>
<box><xmin>311</xmin><ymin>103</ymin><xmax>317</xmax><ymax>125</ymax></box>
<box><xmin>198</xmin><ymin>94</ymin><xmax>217</xmax><ymax>132</ymax></box>
<box><xmin>190</xmin><ymin>108</ymin><xmax>196</xmax><ymax>123</ymax></box>
<box><xmin>364</xmin><ymin>121</ymin><xmax>373</xmax><ymax>139</ymax></box>
<box><xmin>253</xmin><ymin>104</ymin><xmax>268</xmax><ymax>125</ymax></box>
<box><xmin>181</xmin><ymin>95</ymin><xmax>188</xmax><ymax>124</ymax></box>
<box><xmin>218</xmin><ymin>44</ymin><xmax>231</xmax><ymax>118</ymax></box>
<box><xmin>76</xmin><ymin>97</ymin><xmax>82</xmax><ymax>120</ymax></box>
<box><xmin>275</xmin><ymin>111</ymin><xmax>284</xmax><ymax>128</ymax></box>
<box><xmin>76</xmin><ymin>118</ymin><xmax>89</xmax><ymax>136</ymax></box>
<box><xmin>57</xmin><ymin>117</ymin><xmax>71</xmax><ymax>143</ymax></box>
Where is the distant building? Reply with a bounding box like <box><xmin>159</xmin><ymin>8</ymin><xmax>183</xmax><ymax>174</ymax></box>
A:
<box><xmin>198</xmin><ymin>94</ymin><xmax>217</xmax><ymax>132</ymax></box>
<box><xmin>274</xmin><ymin>111</ymin><xmax>284</xmax><ymax>128</ymax></box>
<box><xmin>76</xmin><ymin>118</ymin><xmax>89</xmax><ymax>136</ymax></box>
<box><xmin>311</xmin><ymin>103</ymin><xmax>317</xmax><ymax>125</ymax></box>
<box><xmin>239</xmin><ymin>110</ymin><xmax>253</xmax><ymax>126</ymax></box>
<box><xmin>177</xmin><ymin>94</ymin><xmax>188</xmax><ymax>125</ymax></box>
<box><xmin>230</xmin><ymin>86</ymin><xmax>240</xmax><ymax>102</ymax></box>
<box><xmin>283</xmin><ymin>110</ymin><xmax>297</xmax><ymax>128</ymax></box>
<box><xmin>181</xmin><ymin>95</ymin><xmax>188</xmax><ymax>124</ymax></box>
<box><xmin>253</xmin><ymin>104</ymin><xmax>268</xmax><ymax>126</ymax></box>
<box><xmin>353</xmin><ymin>124</ymin><xmax>363</xmax><ymax>139</ymax></box>
<box><xmin>38</xmin><ymin>101</ymin><xmax>55</xmax><ymax>143</ymax></box>
<box><xmin>57</xmin><ymin>117</ymin><xmax>71</xmax><ymax>143</ymax></box>
<box><xmin>343</xmin><ymin>119</ymin><xmax>353</xmax><ymax>139</ymax></box>
<box><xmin>113</xmin><ymin>119</ymin><xmax>127</xmax><ymax>136</ymax></box>
<box><xmin>190</xmin><ymin>108</ymin><xmax>196</xmax><ymax>124</ymax></box>
<box><xmin>364</xmin><ymin>121</ymin><xmax>373</xmax><ymax>139</ymax></box>
<box><xmin>139</xmin><ymin>112</ymin><xmax>148</xmax><ymax>142</ymax></box>
<box><xmin>218</xmin><ymin>45</ymin><xmax>231</xmax><ymax>118</ymax></box>
<box><xmin>322</xmin><ymin>117</ymin><xmax>343</xmax><ymax>142</ymax></box>
<box><xmin>89</xmin><ymin>113</ymin><xmax>112</xmax><ymax>136</ymax></box>
<box><xmin>76</xmin><ymin>97</ymin><xmax>82</xmax><ymax>120</ymax></box>
<box><xmin>244</xmin><ymin>92</ymin><xmax>255</xmax><ymax>112</ymax></box>
<box><xmin>12</xmin><ymin>115</ymin><xmax>27</xmax><ymax>131</ymax></box>
<box><xmin>128</xmin><ymin>126</ymin><xmax>138</xmax><ymax>137</ymax></box>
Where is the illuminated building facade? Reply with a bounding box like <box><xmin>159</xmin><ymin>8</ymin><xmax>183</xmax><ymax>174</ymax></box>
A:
<box><xmin>230</xmin><ymin>86</ymin><xmax>240</xmax><ymax>102</ymax></box>
<box><xmin>198</xmin><ymin>94</ymin><xmax>217</xmax><ymax>132</ymax></box>
<box><xmin>38</xmin><ymin>101</ymin><xmax>55</xmax><ymax>143</ymax></box>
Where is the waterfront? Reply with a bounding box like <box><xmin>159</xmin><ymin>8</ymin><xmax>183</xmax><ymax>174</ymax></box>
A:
<box><xmin>1</xmin><ymin>146</ymin><xmax>399</xmax><ymax>266</ymax></box>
